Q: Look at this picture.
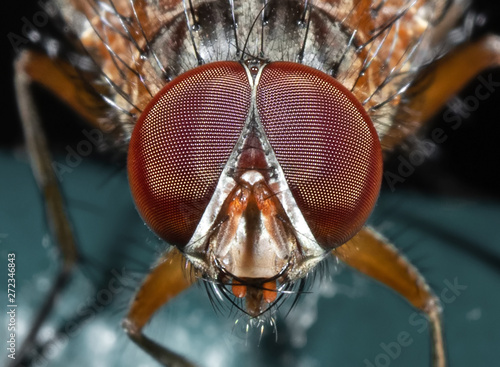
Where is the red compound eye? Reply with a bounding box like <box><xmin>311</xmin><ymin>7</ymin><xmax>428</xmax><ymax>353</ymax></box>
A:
<box><xmin>256</xmin><ymin>62</ymin><xmax>383</xmax><ymax>248</ymax></box>
<box><xmin>128</xmin><ymin>62</ymin><xmax>251</xmax><ymax>247</ymax></box>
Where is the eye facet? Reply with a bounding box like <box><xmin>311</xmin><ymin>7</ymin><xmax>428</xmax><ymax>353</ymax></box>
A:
<box><xmin>256</xmin><ymin>62</ymin><xmax>383</xmax><ymax>248</ymax></box>
<box><xmin>128</xmin><ymin>62</ymin><xmax>251</xmax><ymax>247</ymax></box>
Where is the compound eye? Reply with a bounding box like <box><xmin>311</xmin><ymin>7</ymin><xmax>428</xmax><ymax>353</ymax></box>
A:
<box><xmin>128</xmin><ymin>62</ymin><xmax>251</xmax><ymax>247</ymax></box>
<box><xmin>256</xmin><ymin>62</ymin><xmax>383</xmax><ymax>248</ymax></box>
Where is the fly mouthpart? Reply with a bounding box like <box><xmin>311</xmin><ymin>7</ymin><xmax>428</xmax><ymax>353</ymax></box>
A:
<box><xmin>214</xmin><ymin>258</ymin><xmax>291</xmax><ymax>317</ymax></box>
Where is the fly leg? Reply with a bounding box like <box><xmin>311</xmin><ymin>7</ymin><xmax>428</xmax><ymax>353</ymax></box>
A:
<box><xmin>123</xmin><ymin>247</ymin><xmax>196</xmax><ymax>367</ymax></box>
<box><xmin>382</xmin><ymin>34</ymin><xmax>500</xmax><ymax>150</ymax></box>
<box><xmin>333</xmin><ymin>227</ymin><xmax>445</xmax><ymax>367</ymax></box>
<box><xmin>12</xmin><ymin>50</ymin><xmax>108</xmax><ymax>365</ymax></box>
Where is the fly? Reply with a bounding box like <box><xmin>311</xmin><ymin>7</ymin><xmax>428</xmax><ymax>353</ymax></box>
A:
<box><xmin>5</xmin><ymin>1</ymin><xmax>500</xmax><ymax>366</ymax></box>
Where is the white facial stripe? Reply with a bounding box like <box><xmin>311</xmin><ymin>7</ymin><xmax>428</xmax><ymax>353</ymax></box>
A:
<box><xmin>240</xmin><ymin>170</ymin><xmax>264</xmax><ymax>185</ymax></box>
<box><xmin>185</xmin><ymin>62</ymin><xmax>326</xmax><ymax>280</ymax></box>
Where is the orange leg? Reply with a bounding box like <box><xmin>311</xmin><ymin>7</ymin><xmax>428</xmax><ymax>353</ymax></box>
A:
<box><xmin>15</xmin><ymin>51</ymin><xmax>85</xmax><ymax>274</ymax></box>
<box><xmin>382</xmin><ymin>34</ymin><xmax>500</xmax><ymax>151</ymax></box>
<box><xmin>15</xmin><ymin>50</ymin><xmax>108</xmax><ymax>128</ymax></box>
<box><xmin>334</xmin><ymin>227</ymin><xmax>445</xmax><ymax>367</ymax></box>
<box><xmin>123</xmin><ymin>247</ymin><xmax>197</xmax><ymax>366</ymax></box>
<box><xmin>12</xmin><ymin>50</ymin><xmax>88</xmax><ymax>366</ymax></box>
